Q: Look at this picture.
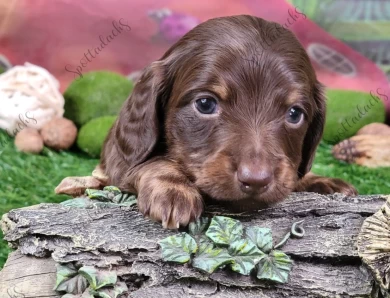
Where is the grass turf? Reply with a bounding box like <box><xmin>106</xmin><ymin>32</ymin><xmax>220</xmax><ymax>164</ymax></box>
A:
<box><xmin>1</xmin><ymin>131</ymin><xmax>390</xmax><ymax>268</ymax></box>
<box><xmin>0</xmin><ymin>130</ymin><xmax>99</xmax><ymax>267</ymax></box>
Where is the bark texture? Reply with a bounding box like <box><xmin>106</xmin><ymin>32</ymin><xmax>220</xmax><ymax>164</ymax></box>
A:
<box><xmin>0</xmin><ymin>192</ymin><xmax>387</xmax><ymax>298</ymax></box>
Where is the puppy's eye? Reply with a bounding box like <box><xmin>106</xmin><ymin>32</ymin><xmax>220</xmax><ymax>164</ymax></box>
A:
<box><xmin>195</xmin><ymin>98</ymin><xmax>218</xmax><ymax>114</ymax></box>
<box><xmin>286</xmin><ymin>106</ymin><xmax>304</xmax><ymax>124</ymax></box>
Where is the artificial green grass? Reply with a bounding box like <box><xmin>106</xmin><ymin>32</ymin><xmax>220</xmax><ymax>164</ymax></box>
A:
<box><xmin>0</xmin><ymin>131</ymin><xmax>389</xmax><ymax>268</ymax></box>
<box><xmin>0</xmin><ymin>130</ymin><xmax>99</xmax><ymax>268</ymax></box>
<box><xmin>312</xmin><ymin>142</ymin><xmax>390</xmax><ymax>194</ymax></box>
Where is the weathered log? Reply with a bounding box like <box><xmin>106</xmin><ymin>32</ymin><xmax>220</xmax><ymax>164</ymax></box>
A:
<box><xmin>0</xmin><ymin>192</ymin><xmax>387</xmax><ymax>298</ymax></box>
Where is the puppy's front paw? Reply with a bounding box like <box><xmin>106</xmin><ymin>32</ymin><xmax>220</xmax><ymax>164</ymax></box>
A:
<box><xmin>298</xmin><ymin>175</ymin><xmax>357</xmax><ymax>196</ymax></box>
<box><xmin>137</xmin><ymin>178</ymin><xmax>203</xmax><ymax>229</ymax></box>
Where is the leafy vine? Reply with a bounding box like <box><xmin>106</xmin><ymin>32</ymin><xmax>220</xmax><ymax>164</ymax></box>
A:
<box><xmin>159</xmin><ymin>216</ymin><xmax>304</xmax><ymax>283</ymax></box>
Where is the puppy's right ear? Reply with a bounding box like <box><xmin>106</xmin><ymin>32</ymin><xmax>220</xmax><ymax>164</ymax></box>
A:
<box><xmin>113</xmin><ymin>61</ymin><xmax>167</xmax><ymax>168</ymax></box>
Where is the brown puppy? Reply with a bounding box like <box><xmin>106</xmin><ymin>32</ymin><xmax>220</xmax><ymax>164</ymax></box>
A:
<box><xmin>101</xmin><ymin>15</ymin><xmax>357</xmax><ymax>229</ymax></box>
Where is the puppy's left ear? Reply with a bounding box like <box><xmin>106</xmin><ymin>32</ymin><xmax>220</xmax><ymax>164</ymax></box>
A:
<box><xmin>298</xmin><ymin>82</ymin><xmax>326</xmax><ymax>178</ymax></box>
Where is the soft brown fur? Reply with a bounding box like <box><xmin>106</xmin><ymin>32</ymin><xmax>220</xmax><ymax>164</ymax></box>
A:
<box><xmin>101</xmin><ymin>15</ymin><xmax>357</xmax><ymax>229</ymax></box>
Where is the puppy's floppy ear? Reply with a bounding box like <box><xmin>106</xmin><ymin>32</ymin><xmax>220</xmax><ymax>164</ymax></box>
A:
<box><xmin>114</xmin><ymin>61</ymin><xmax>168</xmax><ymax>168</ymax></box>
<box><xmin>297</xmin><ymin>82</ymin><xmax>326</xmax><ymax>178</ymax></box>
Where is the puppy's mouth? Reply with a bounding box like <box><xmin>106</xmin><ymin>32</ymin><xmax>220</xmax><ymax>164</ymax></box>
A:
<box><xmin>194</xmin><ymin>155</ymin><xmax>297</xmax><ymax>206</ymax></box>
<box><xmin>209</xmin><ymin>180</ymin><xmax>293</xmax><ymax>212</ymax></box>
<box><xmin>240</xmin><ymin>182</ymin><xmax>289</xmax><ymax>202</ymax></box>
<box><xmin>207</xmin><ymin>177</ymin><xmax>292</xmax><ymax>204</ymax></box>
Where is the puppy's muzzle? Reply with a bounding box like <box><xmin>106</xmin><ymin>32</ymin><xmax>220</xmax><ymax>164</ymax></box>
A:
<box><xmin>237</xmin><ymin>162</ymin><xmax>274</xmax><ymax>194</ymax></box>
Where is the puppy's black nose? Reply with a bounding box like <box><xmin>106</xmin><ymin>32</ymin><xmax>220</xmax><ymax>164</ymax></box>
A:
<box><xmin>237</xmin><ymin>164</ymin><xmax>273</xmax><ymax>194</ymax></box>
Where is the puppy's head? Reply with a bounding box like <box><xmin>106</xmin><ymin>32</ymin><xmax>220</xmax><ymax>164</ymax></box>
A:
<box><xmin>110</xmin><ymin>15</ymin><xmax>325</xmax><ymax>208</ymax></box>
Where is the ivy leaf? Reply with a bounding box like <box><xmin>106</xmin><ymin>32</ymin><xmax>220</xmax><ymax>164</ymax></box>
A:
<box><xmin>205</xmin><ymin>216</ymin><xmax>243</xmax><ymax>246</ymax></box>
<box><xmin>90</xmin><ymin>281</ymin><xmax>128</xmax><ymax>298</ymax></box>
<box><xmin>55</xmin><ymin>263</ymin><xmax>78</xmax><ymax>290</ymax></box>
<box><xmin>103</xmin><ymin>186</ymin><xmax>121</xmax><ymax>196</ymax></box>
<box><xmin>54</xmin><ymin>263</ymin><xmax>88</xmax><ymax>294</ymax></box>
<box><xmin>112</xmin><ymin>193</ymin><xmax>137</xmax><ymax>206</ymax></box>
<box><xmin>228</xmin><ymin>239</ymin><xmax>266</xmax><ymax>275</ymax></box>
<box><xmin>189</xmin><ymin>217</ymin><xmax>210</xmax><ymax>236</ymax></box>
<box><xmin>192</xmin><ymin>244</ymin><xmax>234</xmax><ymax>274</ymax></box>
<box><xmin>198</xmin><ymin>235</ymin><xmax>214</xmax><ymax>247</ymax></box>
<box><xmin>256</xmin><ymin>250</ymin><xmax>293</xmax><ymax>283</ymax></box>
<box><xmin>198</xmin><ymin>236</ymin><xmax>215</xmax><ymax>253</ymax></box>
<box><xmin>159</xmin><ymin>233</ymin><xmax>198</xmax><ymax>263</ymax></box>
<box><xmin>56</xmin><ymin>275</ymin><xmax>88</xmax><ymax>294</ymax></box>
<box><xmin>85</xmin><ymin>189</ymin><xmax>109</xmax><ymax>201</ymax></box>
<box><xmin>79</xmin><ymin>266</ymin><xmax>117</xmax><ymax>290</ymax></box>
<box><xmin>61</xmin><ymin>197</ymin><xmax>134</xmax><ymax>209</ymax></box>
<box><xmin>60</xmin><ymin>197</ymin><xmax>93</xmax><ymax>208</ymax></box>
<box><xmin>245</xmin><ymin>227</ymin><xmax>273</xmax><ymax>253</ymax></box>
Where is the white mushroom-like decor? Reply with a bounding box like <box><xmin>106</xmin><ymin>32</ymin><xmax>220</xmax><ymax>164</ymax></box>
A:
<box><xmin>357</xmin><ymin>196</ymin><xmax>390</xmax><ymax>295</ymax></box>
<box><xmin>0</xmin><ymin>62</ymin><xmax>64</xmax><ymax>134</ymax></box>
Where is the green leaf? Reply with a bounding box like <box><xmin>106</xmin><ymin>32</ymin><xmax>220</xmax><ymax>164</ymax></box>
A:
<box><xmin>198</xmin><ymin>236</ymin><xmax>215</xmax><ymax>253</ymax></box>
<box><xmin>90</xmin><ymin>281</ymin><xmax>128</xmax><ymax>298</ymax></box>
<box><xmin>85</xmin><ymin>189</ymin><xmax>110</xmax><ymax>201</ymax></box>
<box><xmin>245</xmin><ymin>226</ymin><xmax>273</xmax><ymax>253</ymax></box>
<box><xmin>61</xmin><ymin>197</ymin><xmax>135</xmax><ymax>209</ymax></box>
<box><xmin>103</xmin><ymin>186</ymin><xmax>122</xmax><ymax>196</ymax></box>
<box><xmin>56</xmin><ymin>275</ymin><xmax>88</xmax><ymax>294</ymax></box>
<box><xmin>192</xmin><ymin>245</ymin><xmax>234</xmax><ymax>274</ymax></box>
<box><xmin>205</xmin><ymin>216</ymin><xmax>243</xmax><ymax>246</ymax></box>
<box><xmin>256</xmin><ymin>250</ymin><xmax>293</xmax><ymax>283</ymax></box>
<box><xmin>228</xmin><ymin>239</ymin><xmax>266</xmax><ymax>275</ymax></box>
<box><xmin>79</xmin><ymin>266</ymin><xmax>117</xmax><ymax>290</ymax></box>
<box><xmin>55</xmin><ymin>263</ymin><xmax>87</xmax><ymax>294</ymax></box>
<box><xmin>198</xmin><ymin>235</ymin><xmax>214</xmax><ymax>247</ymax></box>
<box><xmin>112</xmin><ymin>193</ymin><xmax>137</xmax><ymax>206</ymax></box>
<box><xmin>188</xmin><ymin>217</ymin><xmax>210</xmax><ymax>236</ymax></box>
<box><xmin>60</xmin><ymin>198</ymin><xmax>93</xmax><ymax>208</ymax></box>
<box><xmin>159</xmin><ymin>233</ymin><xmax>198</xmax><ymax>264</ymax></box>
<box><xmin>55</xmin><ymin>263</ymin><xmax>78</xmax><ymax>290</ymax></box>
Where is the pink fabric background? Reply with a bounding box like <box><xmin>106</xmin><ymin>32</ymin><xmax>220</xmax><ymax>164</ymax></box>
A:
<box><xmin>0</xmin><ymin>0</ymin><xmax>389</xmax><ymax>120</ymax></box>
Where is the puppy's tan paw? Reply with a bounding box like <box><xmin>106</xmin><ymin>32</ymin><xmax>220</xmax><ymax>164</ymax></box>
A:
<box><xmin>300</xmin><ymin>176</ymin><xmax>358</xmax><ymax>196</ymax></box>
<box><xmin>137</xmin><ymin>178</ymin><xmax>203</xmax><ymax>229</ymax></box>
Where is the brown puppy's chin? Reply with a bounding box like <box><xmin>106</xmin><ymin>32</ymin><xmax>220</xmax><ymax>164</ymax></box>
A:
<box><xmin>198</xmin><ymin>178</ymin><xmax>295</xmax><ymax>213</ymax></box>
<box><xmin>204</xmin><ymin>182</ymin><xmax>293</xmax><ymax>212</ymax></box>
<box><xmin>195</xmin><ymin>155</ymin><xmax>298</xmax><ymax>211</ymax></box>
<box><xmin>205</xmin><ymin>191</ymin><xmax>289</xmax><ymax>212</ymax></box>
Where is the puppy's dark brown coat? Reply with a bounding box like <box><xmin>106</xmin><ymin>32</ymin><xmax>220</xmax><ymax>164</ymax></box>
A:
<box><xmin>101</xmin><ymin>15</ymin><xmax>357</xmax><ymax>229</ymax></box>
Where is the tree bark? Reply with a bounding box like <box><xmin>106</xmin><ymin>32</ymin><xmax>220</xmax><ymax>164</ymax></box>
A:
<box><xmin>0</xmin><ymin>192</ymin><xmax>387</xmax><ymax>298</ymax></box>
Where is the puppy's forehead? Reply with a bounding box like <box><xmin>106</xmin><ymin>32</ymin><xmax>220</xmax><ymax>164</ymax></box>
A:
<box><xmin>167</xmin><ymin>16</ymin><xmax>315</xmax><ymax>106</ymax></box>
<box><xmin>173</xmin><ymin>51</ymin><xmax>309</xmax><ymax>103</ymax></box>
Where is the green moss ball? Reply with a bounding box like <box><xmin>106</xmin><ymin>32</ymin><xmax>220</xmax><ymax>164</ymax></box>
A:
<box><xmin>323</xmin><ymin>89</ymin><xmax>385</xmax><ymax>144</ymax></box>
<box><xmin>64</xmin><ymin>71</ymin><xmax>133</xmax><ymax>127</ymax></box>
<box><xmin>77</xmin><ymin>116</ymin><xmax>117</xmax><ymax>157</ymax></box>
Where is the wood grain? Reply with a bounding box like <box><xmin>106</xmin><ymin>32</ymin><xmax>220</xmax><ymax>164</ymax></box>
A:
<box><xmin>0</xmin><ymin>192</ymin><xmax>387</xmax><ymax>297</ymax></box>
